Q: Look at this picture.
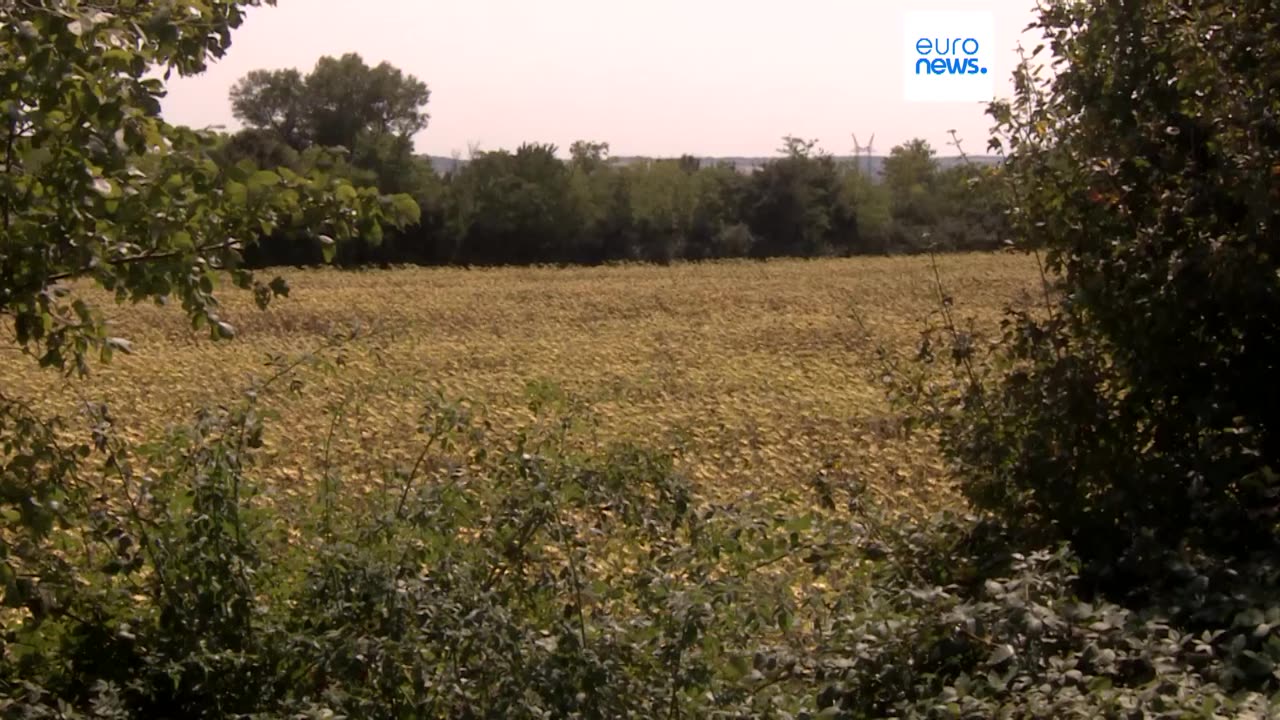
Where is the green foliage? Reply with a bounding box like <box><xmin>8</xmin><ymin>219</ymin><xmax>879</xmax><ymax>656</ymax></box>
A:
<box><xmin>569</xmin><ymin>140</ymin><xmax>611</xmax><ymax>175</ymax></box>
<box><xmin>0</xmin><ymin>1</ymin><xmax>418</xmax><ymax>374</ymax></box>
<box><xmin>374</xmin><ymin>135</ymin><xmax>995</xmax><ymax>268</ymax></box>
<box><xmin>0</xmin><ymin>361</ymin><xmax>879</xmax><ymax>718</ymax></box>
<box><xmin>897</xmin><ymin>0</ymin><xmax>1280</xmax><ymax>578</ymax></box>
<box><xmin>231</xmin><ymin>54</ymin><xmax>430</xmax><ymax>154</ymax></box>
<box><xmin>0</xmin><ymin>6</ymin><xmax>412</xmax><ymax>712</ymax></box>
<box><xmin>841</xmin><ymin>169</ymin><xmax>892</xmax><ymax>252</ymax></box>
<box><xmin>8</xmin><ymin>377</ymin><xmax>1277</xmax><ymax>717</ymax></box>
<box><xmin>622</xmin><ymin>159</ymin><xmax>699</xmax><ymax>263</ymax></box>
<box><xmin>743</xmin><ymin>139</ymin><xmax>857</xmax><ymax>258</ymax></box>
<box><xmin>447</xmin><ymin>143</ymin><xmax>586</xmax><ymax>264</ymax></box>
<box><xmin>882</xmin><ymin>139</ymin><xmax>941</xmax><ymax>228</ymax></box>
<box><xmin>0</xmin><ymin>393</ymin><xmax>87</xmax><ymax>632</ymax></box>
<box><xmin>223</xmin><ymin>53</ymin><xmax>434</xmax><ymax>267</ymax></box>
<box><xmin>834</xmin><ymin>2</ymin><xmax>1280</xmax><ymax>717</ymax></box>
<box><xmin>229</xmin><ymin>68</ymin><xmax>309</xmax><ymax>150</ymax></box>
<box><xmin>929</xmin><ymin>163</ymin><xmax>1006</xmax><ymax>252</ymax></box>
<box><xmin>307</xmin><ymin>53</ymin><xmax>430</xmax><ymax>149</ymax></box>
<box><xmin>220</xmin><ymin>54</ymin><xmax>1003</xmax><ymax>268</ymax></box>
<box><xmin>810</xmin><ymin>516</ymin><xmax>1280</xmax><ymax>719</ymax></box>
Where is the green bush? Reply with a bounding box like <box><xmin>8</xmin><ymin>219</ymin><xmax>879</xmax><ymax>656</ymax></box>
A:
<box><xmin>8</xmin><ymin>369</ymin><xmax>1278</xmax><ymax>717</ymax></box>
<box><xmin>808</xmin><ymin>515</ymin><xmax>1280</xmax><ymax>718</ymax></box>
<box><xmin>0</xmin><ymin>368</ymin><xmax>870</xmax><ymax>718</ymax></box>
<box><xmin>904</xmin><ymin>0</ymin><xmax>1280</xmax><ymax>581</ymax></box>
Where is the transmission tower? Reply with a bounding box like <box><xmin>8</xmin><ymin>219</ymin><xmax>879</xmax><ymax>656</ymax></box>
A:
<box><xmin>851</xmin><ymin>132</ymin><xmax>876</xmax><ymax>178</ymax></box>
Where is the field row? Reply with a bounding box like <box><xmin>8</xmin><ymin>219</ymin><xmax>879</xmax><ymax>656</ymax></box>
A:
<box><xmin>1</xmin><ymin>254</ymin><xmax>1038</xmax><ymax>514</ymax></box>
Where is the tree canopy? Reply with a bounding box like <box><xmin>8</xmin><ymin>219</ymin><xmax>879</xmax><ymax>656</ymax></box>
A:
<box><xmin>0</xmin><ymin>2</ymin><xmax>418</xmax><ymax>375</ymax></box>
<box><xmin>230</xmin><ymin>52</ymin><xmax>430</xmax><ymax>154</ymax></box>
<box><xmin>229</xmin><ymin>68</ymin><xmax>309</xmax><ymax>149</ymax></box>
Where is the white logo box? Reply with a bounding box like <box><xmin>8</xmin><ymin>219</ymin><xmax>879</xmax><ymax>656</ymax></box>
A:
<box><xmin>903</xmin><ymin>10</ymin><xmax>997</xmax><ymax>103</ymax></box>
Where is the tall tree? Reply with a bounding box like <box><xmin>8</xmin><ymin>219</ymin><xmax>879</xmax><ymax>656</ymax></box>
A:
<box><xmin>744</xmin><ymin>138</ymin><xmax>855</xmax><ymax>257</ymax></box>
<box><xmin>230</xmin><ymin>54</ymin><xmax>430</xmax><ymax>154</ymax></box>
<box><xmin>229</xmin><ymin>68</ymin><xmax>309</xmax><ymax>149</ymax></box>
<box><xmin>449</xmin><ymin>143</ymin><xmax>583</xmax><ymax>264</ymax></box>
<box><xmin>305</xmin><ymin>53</ymin><xmax>430</xmax><ymax>150</ymax></box>
<box><xmin>569</xmin><ymin>140</ymin><xmax>610</xmax><ymax>175</ymax></box>
<box><xmin>881</xmin><ymin>138</ymin><xmax>940</xmax><ymax>229</ymax></box>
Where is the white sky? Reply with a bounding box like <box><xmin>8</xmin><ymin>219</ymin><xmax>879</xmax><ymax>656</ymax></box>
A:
<box><xmin>162</xmin><ymin>0</ymin><xmax>1043</xmax><ymax>158</ymax></box>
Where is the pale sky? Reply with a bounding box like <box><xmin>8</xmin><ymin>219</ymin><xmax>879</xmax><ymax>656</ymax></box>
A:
<box><xmin>162</xmin><ymin>0</ymin><xmax>1043</xmax><ymax>158</ymax></box>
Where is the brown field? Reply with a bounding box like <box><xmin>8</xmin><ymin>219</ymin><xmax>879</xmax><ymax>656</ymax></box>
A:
<box><xmin>1</xmin><ymin>253</ymin><xmax>1039</xmax><ymax>515</ymax></box>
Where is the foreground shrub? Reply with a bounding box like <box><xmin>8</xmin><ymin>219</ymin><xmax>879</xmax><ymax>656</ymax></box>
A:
<box><xmin>5</xmin><ymin>374</ymin><xmax>1278</xmax><ymax>718</ymax></box>
<box><xmin>813</xmin><ymin>520</ymin><xmax>1280</xmax><ymax>718</ymax></box>
<box><xmin>0</xmin><ymin>373</ymin><xmax>867</xmax><ymax>718</ymax></box>
<box><xmin>895</xmin><ymin>0</ymin><xmax>1280</xmax><ymax>583</ymax></box>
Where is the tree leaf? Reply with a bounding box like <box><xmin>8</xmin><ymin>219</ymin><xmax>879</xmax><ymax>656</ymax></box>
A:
<box><xmin>248</xmin><ymin>170</ymin><xmax>281</xmax><ymax>189</ymax></box>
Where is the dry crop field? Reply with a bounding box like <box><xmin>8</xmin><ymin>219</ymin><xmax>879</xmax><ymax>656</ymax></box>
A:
<box><xmin>1</xmin><ymin>253</ymin><xmax>1038</xmax><ymax>516</ymax></box>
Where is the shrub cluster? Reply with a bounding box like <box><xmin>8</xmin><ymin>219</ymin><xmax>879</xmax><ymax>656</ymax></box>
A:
<box><xmin>5</xmin><ymin>377</ymin><xmax>1277</xmax><ymax>718</ymax></box>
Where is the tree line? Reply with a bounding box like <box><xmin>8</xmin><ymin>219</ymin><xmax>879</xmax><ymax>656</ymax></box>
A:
<box><xmin>219</xmin><ymin>54</ymin><xmax>1007</xmax><ymax>268</ymax></box>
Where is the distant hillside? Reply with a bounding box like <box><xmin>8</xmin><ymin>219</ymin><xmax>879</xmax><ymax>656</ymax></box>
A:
<box><xmin>425</xmin><ymin>154</ymin><xmax>1001</xmax><ymax>179</ymax></box>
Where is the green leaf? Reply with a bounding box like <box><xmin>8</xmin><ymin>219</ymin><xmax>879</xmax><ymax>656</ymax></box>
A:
<box><xmin>390</xmin><ymin>193</ymin><xmax>422</xmax><ymax>225</ymax></box>
<box><xmin>335</xmin><ymin>183</ymin><xmax>358</xmax><ymax>202</ymax></box>
<box><xmin>225</xmin><ymin>181</ymin><xmax>247</xmax><ymax>206</ymax></box>
<box><xmin>248</xmin><ymin>170</ymin><xmax>281</xmax><ymax>189</ymax></box>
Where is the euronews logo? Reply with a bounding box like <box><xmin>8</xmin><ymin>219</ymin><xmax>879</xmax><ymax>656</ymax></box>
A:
<box><xmin>914</xmin><ymin>38</ymin><xmax>988</xmax><ymax>76</ymax></box>
<box><xmin>904</xmin><ymin>11</ymin><xmax>995</xmax><ymax>102</ymax></box>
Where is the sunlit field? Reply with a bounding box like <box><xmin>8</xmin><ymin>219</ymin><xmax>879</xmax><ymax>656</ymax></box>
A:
<box><xmin>2</xmin><ymin>253</ymin><xmax>1038</xmax><ymax>516</ymax></box>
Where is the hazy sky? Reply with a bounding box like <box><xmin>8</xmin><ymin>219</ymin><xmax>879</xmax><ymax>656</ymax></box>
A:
<box><xmin>162</xmin><ymin>0</ymin><xmax>1042</xmax><ymax>158</ymax></box>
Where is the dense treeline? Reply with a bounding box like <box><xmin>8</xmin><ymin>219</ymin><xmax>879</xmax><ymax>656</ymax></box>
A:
<box><xmin>218</xmin><ymin>54</ymin><xmax>1006</xmax><ymax>268</ymax></box>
